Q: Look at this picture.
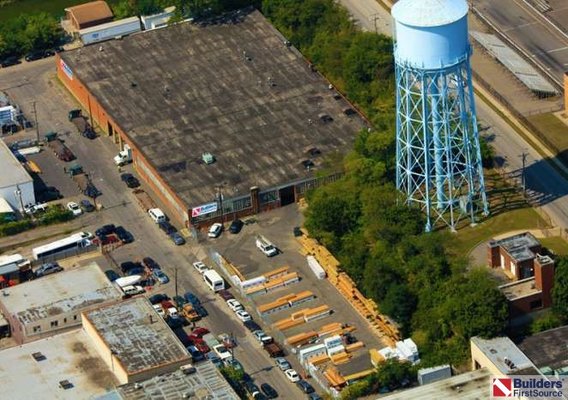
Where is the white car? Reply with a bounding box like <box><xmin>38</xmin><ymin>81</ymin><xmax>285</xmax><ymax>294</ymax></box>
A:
<box><xmin>193</xmin><ymin>261</ymin><xmax>209</xmax><ymax>274</ymax></box>
<box><xmin>153</xmin><ymin>304</ymin><xmax>165</xmax><ymax>317</ymax></box>
<box><xmin>285</xmin><ymin>369</ymin><xmax>300</xmax><ymax>382</ymax></box>
<box><xmin>213</xmin><ymin>344</ymin><xmax>233</xmax><ymax>361</ymax></box>
<box><xmin>208</xmin><ymin>223</ymin><xmax>223</xmax><ymax>238</ymax></box>
<box><xmin>66</xmin><ymin>202</ymin><xmax>82</xmax><ymax>216</ymax></box>
<box><xmin>236</xmin><ymin>310</ymin><xmax>252</xmax><ymax>322</ymax></box>
<box><xmin>227</xmin><ymin>299</ymin><xmax>243</xmax><ymax>312</ymax></box>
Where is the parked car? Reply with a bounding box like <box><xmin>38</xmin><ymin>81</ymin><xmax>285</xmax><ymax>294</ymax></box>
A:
<box><xmin>166</xmin><ymin>315</ymin><xmax>185</xmax><ymax>329</ymax></box>
<box><xmin>170</xmin><ymin>231</ymin><xmax>186</xmax><ymax>245</ymax></box>
<box><xmin>66</xmin><ymin>201</ymin><xmax>82</xmax><ymax>216</ymax></box>
<box><xmin>115</xmin><ymin>226</ymin><xmax>134</xmax><ymax>243</ymax></box>
<box><xmin>142</xmin><ymin>257</ymin><xmax>160</xmax><ymax>270</ymax></box>
<box><xmin>149</xmin><ymin>293</ymin><xmax>169</xmax><ymax>305</ymax></box>
<box><xmin>307</xmin><ymin>393</ymin><xmax>323</xmax><ymax>400</ymax></box>
<box><xmin>207</xmin><ymin>352</ymin><xmax>223</xmax><ymax>368</ymax></box>
<box><xmin>208</xmin><ymin>223</ymin><xmax>223</xmax><ymax>238</ymax></box>
<box><xmin>80</xmin><ymin>199</ymin><xmax>95</xmax><ymax>212</ymax></box>
<box><xmin>25</xmin><ymin>50</ymin><xmax>45</xmax><ymax>61</ymax></box>
<box><xmin>244</xmin><ymin>381</ymin><xmax>261</xmax><ymax>397</ymax></box>
<box><xmin>227</xmin><ymin>299</ymin><xmax>243</xmax><ymax>312</ymax></box>
<box><xmin>244</xmin><ymin>320</ymin><xmax>262</xmax><ymax>332</ymax></box>
<box><xmin>153</xmin><ymin>304</ymin><xmax>166</xmax><ymax>317</ymax></box>
<box><xmin>296</xmin><ymin>380</ymin><xmax>315</xmax><ymax>394</ymax></box>
<box><xmin>104</xmin><ymin>270</ymin><xmax>120</xmax><ymax>282</ymax></box>
<box><xmin>0</xmin><ymin>56</ymin><xmax>21</xmax><ymax>68</ymax></box>
<box><xmin>285</xmin><ymin>369</ymin><xmax>300</xmax><ymax>383</ymax></box>
<box><xmin>43</xmin><ymin>49</ymin><xmax>56</xmax><ymax>57</ymax></box>
<box><xmin>127</xmin><ymin>267</ymin><xmax>145</xmax><ymax>276</ymax></box>
<box><xmin>275</xmin><ymin>357</ymin><xmax>291</xmax><ymax>371</ymax></box>
<box><xmin>191</xmin><ymin>339</ymin><xmax>210</xmax><ymax>354</ymax></box>
<box><xmin>187</xmin><ymin>345</ymin><xmax>205</xmax><ymax>362</ymax></box>
<box><xmin>120</xmin><ymin>173</ymin><xmax>140</xmax><ymax>188</ymax></box>
<box><xmin>95</xmin><ymin>224</ymin><xmax>116</xmax><ymax>238</ymax></box>
<box><xmin>35</xmin><ymin>262</ymin><xmax>63</xmax><ymax>277</ymax></box>
<box><xmin>218</xmin><ymin>289</ymin><xmax>234</xmax><ymax>301</ymax></box>
<box><xmin>184</xmin><ymin>292</ymin><xmax>200</xmax><ymax>305</ymax></box>
<box><xmin>236</xmin><ymin>310</ymin><xmax>252</xmax><ymax>322</ymax></box>
<box><xmin>153</xmin><ymin>269</ymin><xmax>170</xmax><ymax>284</ymax></box>
<box><xmin>260</xmin><ymin>383</ymin><xmax>278</xmax><ymax>399</ymax></box>
<box><xmin>192</xmin><ymin>261</ymin><xmax>209</xmax><ymax>274</ymax></box>
<box><xmin>229</xmin><ymin>219</ymin><xmax>244</xmax><ymax>234</ymax></box>
<box><xmin>158</xmin><ymin>220</ymin><xmax>176</xmax><ymax>235</ymax></box>
<box><xmin>253</xmin><ymin>330</ymin><xmax>273</xmax><ymax>345</ymax></box>
<box><xmin>191</xmin><ymin>327</ymin><xmax>210</xmax><ymax>338</ymax></box>
<box><xmin>224</xmin><ymin>358</ymin><xmax>243</xmax><ymax>371</ymax></box>
<box><xmin>120</xmin><ymin>261</ymin><xmax>142</xmax><ymax>273</ymax></box>
<box><xmin>213</xmin><ymin>344</ymin><xmax>232</xmax><ymax>361</ymax></box>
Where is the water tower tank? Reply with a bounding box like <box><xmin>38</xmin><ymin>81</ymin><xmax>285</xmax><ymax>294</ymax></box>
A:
<box><xmin>392</xmin><ymin>0</ymin><xmax>489</xmax><ymax>231</ymax></box>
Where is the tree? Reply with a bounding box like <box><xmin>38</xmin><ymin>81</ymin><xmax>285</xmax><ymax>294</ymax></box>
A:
<box><xmin>479</xmin><ymin>135</ymin><xmax>495</xmax><ymax>168</ymax></box>
<box><xmin>552</xmin><ymin>256</ymin><xmax>568</xmax><ymax>318</ymax></box>
<box><xmin>375</xmin><ymin>359</ymin><xmax>414</xmax><ymax>390</ymax></box>
<box><xmin>380</xmin><ymin>284</ymin><xmax>416</xmax><ymax>334</ymax></box>
<box><xmin>20</xmin><ymin>13</ymin><xmax>61</xmax><ymax>52</ymax></box>
<box><xmin>530</xmin><ymin>311</ymin><xmax>564</xmax><ymax>334</ymax></box>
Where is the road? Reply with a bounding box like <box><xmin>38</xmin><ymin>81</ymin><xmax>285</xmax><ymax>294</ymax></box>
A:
<box><xmin>337</xmin><ymin>0</ymin><xmax>568</xmax><ymax>229</ymax></box>
<box><xmin>0</xmin><ymin>58</ymin><xmax>305</xmax><ymax>399</ymax></box>
<box><xmin>474</xmin><ymin>0</ymin><xmax>568</xmax><ymax>86</ymax></box>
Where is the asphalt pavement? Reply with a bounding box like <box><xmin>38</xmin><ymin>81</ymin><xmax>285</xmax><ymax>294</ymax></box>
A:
<box><xmin>0</xmin><ymin>59</ymin><xmax>306</xmax><ymax>399</ymax></box>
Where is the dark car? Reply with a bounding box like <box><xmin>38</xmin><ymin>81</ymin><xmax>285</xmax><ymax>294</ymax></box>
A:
<box><xmin>296</xmin><ymin>380</ymin><xmax>315</xmax><ymax>394</ymax></box>
<box><xmin>149</xmin><ymin>293</ymin><xmax>169</xmax><ymax>304</ymax></box>
<box><xmin>95</xmin><ymin>224</ymin><xmax>116</xmax><ymax>238</ymax></box>
<box><xmin>158</xmin><ymin>221</ymin><xmax>176</xmax><ymax>235</ymax></box>
<box><xmin>37</xmin><ymin>187</ymin><xmax>62</xmax><ymax>202</ymax></box>
<box><xmin>120</xmin><ymin>173</ymin><xmax>140</xmax><ymax>188</ymax></box>
<box><xmin>293</xmin><ymin>226</ymin><xmax>303</xmax><ymax>237</ymax></box>
<box><xmin>127</xmin><ymin>267</ymin><xmax>145</xmax><ymax>276</ymax></box>
<box><xmin>166</xmin><ymin>315</ymin><xmax>186</xmax><ymax>329</ymax></box>
<box><xmin>80</xmin><ymin>199</ymin><xmax>95</xmax><ymax>212</ymax></box>
<box><xmin>218</xmin><ymin>289</ymin><xmax>234</xmax><ymax>301</ymax></box>
<box><xmin>43</xmin><ymin>49</ymin><xmax>56</xmax><ymax>57</ymax></box>
<box><xmin>170</xmin><ymin>231</ymin><xmax>186</xmax><ymax>245</ymax></box>
<box><xmin>229</xmin><ymin>219</ymin><xmax>244</xmax><ymax>234</ymax></box>
<box><xmin>194</xmin><ymin>304</ymin><xmax>208</xmax><ymax>317</ymax></box>
<box><xmin>244</xmin><ymin>320</ymin><xmax>262</xmax><ymax>332</ymax></box>
<box><xmin>115</xmin><ymin>226</ymin><xmax>134</xmax><ymax>243</ymax></box>
<box><xmin>120</xmin><ymin>261</ymin><xmax>142</xmax><ymax>273</ymax></box>
<box><xmin>25</xmin><ymin>51</ymin><xmax>44</xmax><ymax>62</ymax></box>
<box><xmin>184</xmin><ymin>292</ymin><xmax>200</xmax><ymax>306</ymax></box>
<box><xmin>104</xmin><ymin>270</ymin><xmax>120</xmax><ymax>282</ymax></box>
<box><xmin>260</xmin><ymin>383</ymin><xmax>278</xmax><ymax>399</ymax></box>
<box><xmin>187</xmin><ymin>345</ymin><xmax>205</xmax><ymax>362</ymax></box>
<box><xmin>142</xmin><ymin>257</ymin><xmax>160</xmax><ymax>270</ymax></box>
<box><xmin>1</xmin><ymin>56</ymin><xmax>21</xmax><ymax>67</ymax></box>
<box><xmin>307</xmin><ymin>394</ymin><xmax>322</xmax><ymax>400</ymax></box>
<box><xmin>81</xmin><ymin>128</ymin><xmax>96</xmax><ymax>139</ymax></box>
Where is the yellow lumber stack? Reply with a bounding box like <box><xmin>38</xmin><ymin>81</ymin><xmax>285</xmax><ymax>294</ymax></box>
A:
<box><xmin>330</xmin><ymin>352</ymin><xmax>351</xmax><ymax>365</ymax></box>
<box><xmin>324</xmin><ymin>366</ymin><xmax>346</xmax><ymax>388</ymax></box>
<box><xmin>369</xmin><ymin>348</ymin><xmax>385</xmax><ymax>367</ymax></box>
<box><xmin>286</xmin><ymin>331</ymin><xmax>318</xmax><ymax>346</ymax></box>
<box><xmin>345</xmin><ymin>341</ymin><xmax>365</xmax><ymax>353</ymax></box>
<box><xmin>343</xmin><ymin>369</ymin><xmax>375</xmax><ymax>382</ymax></box>
<box><xmin>303</xmin><ymin>305</ymin><xmax>331</xmax><ymax>322</ymax></box>
<box><xmin>273</xmin><ymin>317</ymin><xmax>305</xmax><ymax>331</ymax></box>
<box><xmin>26</xmin><ymin>161</ymin><xmax>41</xmax><ymax>174</ymax></box>
<box><xmin>309</xmin><ymin>353</ymin><xmax>330</xmax><ymax>366</ymax></box>
<box><xmin>245</xmin><ymin>285</ymin><xmax>266</xmax><ymax>296</ymax></box>
<box><xmin>263</xmin><ymin>266</ymin><xmax>289</xmax><ymax>280</ymax></box>
<box><xmin>318</xmin><ymin>322</ymin><xmax>343</xmax><ymax>337</ymax></box>
<box><xmin>220</xmin><ymin>255</ymin><xmax>245</xmax><ymax>282</ymax></box>
<box><xmin>257</xmin><ymin>298</ymin><xmax>289</xmax><ymax>314</ymax></box>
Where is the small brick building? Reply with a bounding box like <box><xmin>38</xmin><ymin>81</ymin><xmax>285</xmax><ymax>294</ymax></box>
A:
<box><xmin>487</xmin><ymin>232</ymin><xmax>555</xmax><ymax>318</ymax></box>
<box><xmin>65</xmin><ymin>1</ymin><xmax>114</xmax><ymax>31</ymax></box>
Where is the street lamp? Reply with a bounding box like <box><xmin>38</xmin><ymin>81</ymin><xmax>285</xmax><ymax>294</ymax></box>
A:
<box><xmin>216</xmin><ymin>186</ymin><xmax>224</xmax><ymax>224</ymax></box>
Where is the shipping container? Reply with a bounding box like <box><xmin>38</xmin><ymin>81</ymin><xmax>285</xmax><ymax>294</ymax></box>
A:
<box><xmin>307</xmin><ymin>256</ymin><xmax>326</xmax><ymax>280</ymax></box>
<box><xmin>80</xmin><ymin>17</ymin><xmax>141</xmax><ymax>45</ymax></box>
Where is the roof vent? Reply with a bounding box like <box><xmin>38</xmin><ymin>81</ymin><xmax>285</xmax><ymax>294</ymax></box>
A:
<box><xmin>301</xmin><ymin>159</ymin><xmax>314</xmax><ymax>170</ymax></box>
<box><xmin>32</xmin><ymin>352</ymin><xmax>46</xmax><ymax>361</ymax></box>
<box><xmin>59</xmin><ymin>380</ymin><xmax>74</xmax><ymax>390</ymax></box>
<box><xmin>284</xmin><ymin>40</ymin><xmax>291</xmax><ymax>47</ymax></box>
<box><xmin>307</xmin><ymin>147</ymin><xmax>321</xmax><ymax>156</ymax></box>
<box><xmin>134</xmin><ymin>383</ymin><xmax>142</xmax><ymax>390</ymax></box>
<box><xmin>318</xmin><ymin>113</ymin><xmax>333</xmax><ymax>123</ymax></box>
<box><xmin>202</xmin><ymin>152</ymin><xmax>215</xmax><ymax>165</ymax></box>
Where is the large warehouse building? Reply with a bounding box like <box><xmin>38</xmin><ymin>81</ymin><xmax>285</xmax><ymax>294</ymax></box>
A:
<box><xmin>56</xmin><ymin>9</ymin><xmax>367</xmax><ymax>227</ymax></box>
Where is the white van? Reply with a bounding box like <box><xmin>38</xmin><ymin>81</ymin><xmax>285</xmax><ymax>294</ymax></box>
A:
<box><xmin>148</xmin><ymin>208</ymin><xmax>166</xmax><ymax>223</ymax></box>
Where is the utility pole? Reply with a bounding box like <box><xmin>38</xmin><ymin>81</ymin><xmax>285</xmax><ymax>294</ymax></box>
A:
<box><xmin>31</xmin><ymin>101</ymin><xmax>39</xmax><ymax>143</ymax></box>
<box><xmin>15</xmin><ymin>185</ymin><xmax>24</xmax><ymax>213</ymax></box>
<box><xmin>216</xmin><ymin>186</ymin><xmax>224</xmax><ymax>224</ymax></box>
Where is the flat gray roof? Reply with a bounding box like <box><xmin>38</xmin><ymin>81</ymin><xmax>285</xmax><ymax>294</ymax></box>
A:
<box><xmin>518</xmin><ymin>325</ymin><xmax>568</xmax><ymax>371</ymax></box>
<box><xmin>116</xmin><ymin>361</ymin><xmax>238</xmax><ymax>400</ymax></box>
<box><xmin>471</xmin><ymin>336</ymin><xmax>535</xmax><ymax>375</ymax></box>
<box><xmin>382</xmin><ymin>368</ymin><xmax>491</xmax><ymax>400</ymax></box>
<box><xmin>83</xmin><ymin>297</ymin><xmax>190</xmax><ymax>375</ymax></box>
<box><xmin>499</xmin><ymin>277</ymin><xmax>540</xmax><ymax>301</ymax></box>
<box><xmin>0</xmin><ymin>329</ymin><xmax>116</xmax><ymax>400</ymax></box>
<box><xmin>0</xmin><ymin>138</ymin><xmax>33</xmax><ymax>189</ymax></box>
<box><xmin>61</xmin><ymin>9</ymin><xmax>366</xmax><ymax>207</ymax></box>
<box><xmin>0</xmin><ymin>263</ymin><xmax>121</xmax><ymax>325</ymax></box>
<box><xmin>493</xmin><ymin>232</ymin><xmax>540</xmax><ymax>263</ymax></box>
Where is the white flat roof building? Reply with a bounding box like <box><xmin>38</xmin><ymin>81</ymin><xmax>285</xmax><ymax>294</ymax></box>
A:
<box><xmin>0</xmin><ymin>139</ymin><xmax>34</xmax><ymax>210</ymax></box>
<box><xmin>0</xmin><ymin>329</ymin><xmax>117</xmax><ymax>400</ymax></box>
<box><xmin>0</xmin><ymin>263</ymin><xmax>122</xmax><ymax>343</ymax></box>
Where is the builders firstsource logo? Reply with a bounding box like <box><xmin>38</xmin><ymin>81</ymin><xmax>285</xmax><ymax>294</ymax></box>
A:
<box><xmin>492</xmin><ymin>376</ymin><xmax>564</xmax><ymax>398</ymax></box>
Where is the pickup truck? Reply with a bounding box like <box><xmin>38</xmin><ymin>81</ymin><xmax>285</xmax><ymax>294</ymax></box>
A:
<box><xmin>48</xmin><ymin>139</ymin><xmax>74</xmax><ymax>162</ymax></box>
<box><xmin>202</xmin><ymin>333</ymin><xmax>221</xmax><ymax>349</ymax></box>
<box><xmin>256</xmin><ymin>235</ymin><xmax>278</xmax><ymax>257</ymax></box>
<box><xmin>133</xmin><ymin>189</ymin><xmax>156</xmax><ymax>211</ymax></box>
<box><xmin>114</xmin><ymin>144</ymin><xmax>132</xmax><ymax>166</ymax></box>
<box><xmin>264</xmin><ymin>341</ymin><xmax>284</xmax><ymax>358</ymax></box>
<box><xmin>68</xmin><ymin>109</ymin><xmax>95</xmax><ymax>139</ymax></box>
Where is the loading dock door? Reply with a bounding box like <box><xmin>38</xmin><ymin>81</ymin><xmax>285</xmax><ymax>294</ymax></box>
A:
<box><xmin>279</xmin><ymin>186</ymin><xmax>295</xmax><ymax>206</ymax></box>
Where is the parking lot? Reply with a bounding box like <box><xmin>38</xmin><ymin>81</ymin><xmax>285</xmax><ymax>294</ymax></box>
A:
<box><xmin>202</xmin><ymin>205</ymin><xmax>389</xmax><ymax>386</ymax></box>
<box><xmin>0</xmin><ymin>59</ymin><xmax>310</xmax><ymax>398</ymax></box>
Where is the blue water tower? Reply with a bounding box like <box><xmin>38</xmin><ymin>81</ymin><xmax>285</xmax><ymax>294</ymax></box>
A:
<box><xmin>392</xmin><ymin>0</ymin><xmax>489</xmax><ymax>232</ymax></box>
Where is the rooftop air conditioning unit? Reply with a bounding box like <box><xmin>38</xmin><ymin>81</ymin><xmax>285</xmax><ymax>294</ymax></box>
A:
<box><xmin>202</xmin><ymin>152</ymin><xmax>215</xmax><ymax>165</ymax></box>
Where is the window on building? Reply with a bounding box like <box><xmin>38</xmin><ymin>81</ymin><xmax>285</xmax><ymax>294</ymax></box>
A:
<box><xmin>73</xmin><ymin>315</ymin><xmax>78</xmax><ymax>321</ymax></box>
<box><xmin>63</xmin><ymin>318</ymin><xmax>67</xmax><ymax>323</ymax></box>
<box><xmin>50</xmin><ymin>320</ymin><xmax>58</xmax><ymax>328</ymax></box>
<box><xmin>530</xmin><ymin>299</ymin><xmax>543</xmax><ymax>310</ymax></box>
<box><xmin>33</xmin><ymin>326</ymin><xmax>41</xmax><ymax>333</ymax></box>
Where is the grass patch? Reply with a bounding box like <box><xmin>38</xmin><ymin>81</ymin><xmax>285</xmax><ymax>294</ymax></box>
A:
<box><xmin>540</xmin><ymin>236</ymin><xmax>568</xmax><ymax>256</ymax></box>
<box><xmin>447</xmin><ymin>169</ymin><xmax>550</xmax><ymax>256</ymax></box>
<box><xmin>527</xmin><ymin>113</ymin><xmax>568</xmax><ymax>154</ymax></box>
